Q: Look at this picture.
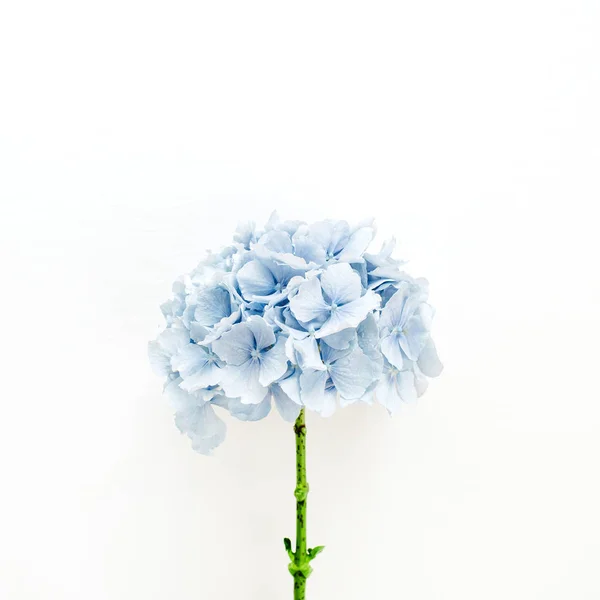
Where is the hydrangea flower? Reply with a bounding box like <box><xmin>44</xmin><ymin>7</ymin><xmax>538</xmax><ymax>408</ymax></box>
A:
<box><xmin>149</xmin><ymin>213</ymin><xmax>442</xmax><ymax>454</ymax></box>
<box><xmin>212</xmin><ymin>316</ymin><xmax>289</xmax><ymax>404</ymax></box>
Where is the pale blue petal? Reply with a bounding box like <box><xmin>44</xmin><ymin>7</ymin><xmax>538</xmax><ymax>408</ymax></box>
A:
<box><xmin>209</xmin><ymin>394</ymin><xmax>229</xmax><ymax>409</ymax></box>
<box><xmin>378</xmin><ymin>282</ymin><xmax>401</xmax><ymax>307</ymax></box>
<box><xmin>262</xmin><ymin>305</ymin><xmax>280</xmax><ymax>329</ymax></box>
<box><xmin>194</xmin><ymin>245</ymin><xmax>236</xmax><ymax>275</ymax></box>
<box><xmin>265</xmin><ymin>211</ymin><xmax>305</xmax><ymax>237</ymax></box>
<box><xmin>292</xmin><ymin>235</ymin><xmax>327</xmax><ymax>265</ymax></box>
<box><xmin>299</xmin><ymin>368</ymin><xmax>326</xmax><ymax>398</ymax></box>
<box><xmin>364</xmin><ymin>237</ymin><xmax>394</xmax><ymax>267</ymax></box>
<box><xmin>413</xmin><ymin>363</ymin><xmax>430</xmax><ymax>397</ymax></box>
<box><xmin>401</xmin><ymin>288</ymin><xmax>430</xmax><ymax>328</ymax></box>
<box><xmin>259</xmin><ymin>275</ymin><xmax>305</xmax><ymax>309</ymax></box>
<box><xmin>338</xmin><ymin>289</ymin><xmax>380</xmax><ymax>317</ymax></box>
<box><xmin>279</xmin><ymin>220</ymin><xmax>305</xmax><ymax>237</ymax></box>
<box><xmin>275</xmin><ymin>314</ymin><xmax>307</xmax><ymax>341</ymax></box>
<box><xmin>369</xmin><ymin>265</ymin><xmax>405</xmax><ymax>281</ymax></box>
<box><xmin>179</xmin><ymin>362</ymin><xmax>223</xmax><ymax>392</ymax></box>
<box><xmin>268</xmin><ymin>250</ymin><xmax>316</xmax><ymax>271</ymax></box>
<box><xmin>319</xmin><ymin>389</ymin><xmax>337</xmax><ymax>417</ymax></box>
<box><xmin>187</xmin><ymin>403</ymin><xmax>227</xmax><ymax>455</ymax></box>
<box><xmin>280</xmin><ymin>306</ymin><xmax>307</xmax><ymax>337</ymax></box>
<box><xmin>352</xmin><ymin>261</ymin><xmax>368</xmax><ymax>289</ymax></box>
<box><xmin>329</xmin><ymin>347</ymin><xmax>374</xmax><ymax>400</ymax></box>
<box><xmin>148</xmin><ymin>341</ymin><xmax>171</xmax><ymax>376</ymax></box>
<box><xmin>417</xmin><ymin>339</ymin><xmax>443</xmax><ymax>377</ymax></box>
<box><xmin>357</xmin><ymin>313</ymin><xmax>383</xmax><ymax>386</ymax></box>
<box><xmin>311</xmin><ymin>220</ymin><xmax>349</xmax><ymax>257</ymax></box>
<box><xmin>367</xmin><ymin>270</ymin><xmax>406</xmax><ymax>294</ymax></box>
<box><xmin>244</xmin><ymin>302</ymin><xmax>266</xmax><ymax>317</ymax></box>
<box><xmin>149</xmin><ymin>327</ymin><xmax>190</xmax><ymax>375</ymax></box>
<box><xmin>335</xmin><ymin>225</ymin><xmax>374</xmax><ymax>262</ymax></box>
<box><xmin>414</xmin><ymin>277</ymin><xmax>430</xmax><ymax>294</ymax></box>
<box><xmin>233</xmin><ymin>220</ymin><xmax>257</xmax><ymax>249</ymax></box>
<box><xmin>289</xmin><ymin>276</ymin><xmax>330</xmax><ymax>325</ymax></box>
<box><xmin>364</xmin><ymin>238</ymin><xmax>407</xmax><ymax>287</ymax></box>
<box><xmin>227</xmin><ymin>394</ymin><xmax>271</xmax><ymax>421</ymax></box>
<box><xmin>381</xmin><ymin>333</ymin><xmax>404</xmax><ymax>370</ymax></box>
<box><xmin>267</xmin><ymin>261</ymin><xmax>297</xmax><ymax>287</ymax></box>
<box><xmin>258</xmin><ymin>336</ymin><xmax>289</xmax><ymax>386</ymax></box>
<box><xmin>265</xmin><ymin>210</ymin><xmax>281</xmax><ymax>231</ymax></box>
<box><xmin>285</xmin><ymin>335</ymin><xmax>299</xmax><ymax>364</ymax></box>
<box><xmin>199</xmin><ymin>309</ymin><xmax>242</xmax><ymax>345</ymax></box>
<box><xmin>161</xmin><ymin>295</ymin><xmax>185</xmax><ymax>322</ymax></box>
<box><xmin>320</xmin><ymin>341</ymin><xmax>352</xmax><ymax>364</ymax></box>
<box><xmin>185</xmin><ymin>290</ymin><xmax>207</xmax><ymax>323</ymax></box>
<box><xmin>174</xmin><ymin>397</ymin><xmax>218</xmax><ymax>433</ymax></box>
<box><xmin>277</xmin><ymin>368</ymin><xmax>303</xmax><ymax>406</ymax></box>
<box><xmin>189</xmin><ymin>322</ymin><xmax>209</xmax><ymax>343</ymax></box>
<box><xmin>280</xmin><ymin>275</ymin><xmax>309</xmax><ymax>298</ymax></box>
<box><xmin>220</xmin><ymin>360</ymin><xmax>268</xmax><ymax>404</ymax></box>
<box><xmin>167</xmin><ymin>386</ymin><xmax>227</xmax><ymax>455</ymax></box>
<box><xmin>164</xmin><ymin>377</ymin><xmax>222</xmax><ymax>407</ymax></box>
<box><xmin>257</xmin><ymin>230</ymin><xmax>294</xmax><ymax>254</ymax></box>
<box><xmin>246</xmin><ymin>316</ymin><xmax>276</xmax><ymax>351</ymax></box>
<box><xmin>291</xmin><ymin>335</ymin><xmax>326</xmax><ymax>371</ymax></box>
<box><xmin>272</xmin><ymin>385</ymin><xmax>302</xmax><ymax>422</ymax></box>
<box><xmin>194</xmin><ymin>286</ymin><xmax>232</xmax><ymax>327</ymax></box>
<box><xmin>357</xmin><ymin>313</ymin><xmax>380</xmax><ymax>359</ymax></box>
<box><xmin>312</xmin><ymin>310</ymin><xmax>344</xmax><ymax>340</ymax></box>
<box><xmin>157</xmin><ymin>327</ymin><xmax>189</xmax><ymax>356</ymax></box>
<box><xmin>199</xmin><ymin>388</ymin><xmax>222</xmax><ymax>402</ymax></box>
<box><xmin>315</xmin><ymin>290</ymin><xmax>380</xmax><ymax>338</ymax></box>
<box><xmin>163</xmin><ymin>376</ymin><xmax>195</xmax><ymax>412</ymax></box>
<box><xmin>300</xmin><ymin>369</ymin><xmax>334</xmax><ymax>415</ymax></box>
<box><xmin>399</xmin><ymin>317</ymin><xmax>431</xmax><ymax>361</ymax></box>
<box><xmin>170</xmin><ymin>344</ymin><xmax>210</xmax><ymax>378</ymax></box>
<box><xmin>211</xmin><ymin>322</ymin><xmax>254</xmax><ymax>365</ymax></box>
<box><xmin>375</xmin><ymin>371</ymin><xmax>403</xmax><ymax>414</ymax></box>
<box><xmin>378</xmin><ymin>282</ymin><xmax>410</xmax><ymax>332</ymax></box>
<box><xmin>237</xmin><ymin>260</ymin><xmax>276</xmax><ymax>300</ymax></box>
<box><xmin>397</xmin><ymin>369</ymin><xmax>417</xmax><ymax>404</ymax></box>
<box><xmin>416</xmin><ymin>302</ymin><xmax>434</xmax><ymax>330</ymax></box>
<box><xmin>321</xmin><ymin>328</ymin><xmax>356</xmax><ymax>350</ymax></box>
<box><xmin>368</xmin><ymin>359</ymin><xmax>384</xmax><ymax>392</ymax></box>
<box><xmin>320</xmin><ymin>263</ymin><xmax>361</xmax><ymax>305</ymax></box>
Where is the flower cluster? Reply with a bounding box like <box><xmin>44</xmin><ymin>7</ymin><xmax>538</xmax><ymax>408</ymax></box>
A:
<box><xmin>149</xmin><ymin>213</ymin><xmax>443</xmax><ymax>454</ymax></box>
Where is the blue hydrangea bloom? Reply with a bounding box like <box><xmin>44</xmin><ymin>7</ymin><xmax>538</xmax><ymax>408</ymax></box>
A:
<box><xmin>149</xmin><ymin>213</ymin><xmax>442</xmax><ymax>454</ymax></box>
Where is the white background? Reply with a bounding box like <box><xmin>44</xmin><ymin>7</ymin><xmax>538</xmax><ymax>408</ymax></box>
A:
<box><xmin>1</xmin><ymin>1</ymin><xmax>599</xmax><ymax>599</ymax></box>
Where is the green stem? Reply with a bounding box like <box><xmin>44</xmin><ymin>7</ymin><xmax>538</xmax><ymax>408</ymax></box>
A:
<box><xmin>284</xmin><ymin>409</ymin><xmax>324</xmax><ymax>600</ymax></box>
<box><xmin>294</xmin><ymin>409</ymin><xmax>308</xmax><ymax>599</ymax></box>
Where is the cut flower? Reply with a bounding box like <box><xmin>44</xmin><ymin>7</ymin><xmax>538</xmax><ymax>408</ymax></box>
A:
<box><xmin>149</xmin><ymin>213</ymin><xmax>442</xmax><ymax>454</ymax></box>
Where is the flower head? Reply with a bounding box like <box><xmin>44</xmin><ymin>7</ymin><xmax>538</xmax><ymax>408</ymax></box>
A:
<box><xmin>149</xmin><ymin>212</ymin><xmax>442</xmax><ymax>454</ymax></box>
